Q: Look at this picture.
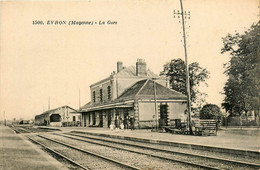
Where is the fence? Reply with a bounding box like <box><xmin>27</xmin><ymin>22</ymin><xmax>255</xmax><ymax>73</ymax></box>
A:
<box><xmin>222</xmin><ymin>116</ymin><xmax>259</xmax><ymax>127</ymax></box>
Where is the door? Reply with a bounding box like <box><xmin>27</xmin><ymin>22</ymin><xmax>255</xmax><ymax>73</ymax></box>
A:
<box><xmin>108</xmin><ymin>111</ymin><xmax>112</xmax><ymax>128</ymax></box>
<box><xmin>99</xmin><ymin>112</ymin><xmax>103</xmax><ymax>127</ymax></box>
<box><xmin>159</xmin><ymin>104</ymin><xmax>169</xmax><ymax>127</ymax></box>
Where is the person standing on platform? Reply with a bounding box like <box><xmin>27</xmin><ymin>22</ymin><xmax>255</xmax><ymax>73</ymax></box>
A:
<box><xmin>130</xmin><ymin>116</ymin><xmax>135</xmax><ymax>130</ymax></box>
<box><xmin>119</xmin><ymin>117</ymin><xmax>124</xmax><ymax>130</ymax></box>
<box><xmin>110</xmin><ymin>122</ymin><xmax>115</xmax><ymax>131</ymax></box>
<box><xmin>124</xmin><ymin>116</ymin><xmax>129</xmax><ymax>129</ymax></box>
<box><xmin>115</xmin><ymin>116</ymin><xmax>120</xmax><ymax>132</ymax></box>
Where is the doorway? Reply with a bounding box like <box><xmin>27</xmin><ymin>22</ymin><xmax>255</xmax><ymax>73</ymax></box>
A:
<box><xmin>99</xmin><ymin>112</ymin><xmax>103</xmax><ymax>127</ymax></box>
<box><xmin>108</xmin><ymin>111</ymin><xmax>112</xmax><ymax>128</ymax></box>
<box><xmin>50</xmin><ymin>114</ymin><xmax>61</xmax><ymax>122</ymax></box>
<box><xmin>159</xmin><ymin>104</ymin><xmax>168</xmax><ymax>127</ymax></box>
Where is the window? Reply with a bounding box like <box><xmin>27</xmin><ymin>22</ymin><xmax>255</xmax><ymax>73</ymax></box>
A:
<box><xmin>73</xmin><ymin>116</ymin><xmax>76</xmax><ymax>121</ymax></box>
<box><xmin>100</xmin><ymin>89</ymin><xmax>103</xmax><ymax>103</ymax></box>
<box><xmin>93</xmin><ymin>91</ymin><xmax>96</xmax><ymax>103</ymax></box>
<box><xmin>107</xmin><ymin>86</ymin><xmax>111</xmax><ymax>100</ymax></box>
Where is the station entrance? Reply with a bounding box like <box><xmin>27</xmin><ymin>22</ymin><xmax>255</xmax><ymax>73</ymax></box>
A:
<box><xmin>159</xmin><ymin>104</ymin><xmax>169</xmax><ymax>127</ymax></box>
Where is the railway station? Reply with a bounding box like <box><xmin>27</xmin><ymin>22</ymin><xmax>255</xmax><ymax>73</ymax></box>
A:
<box><xmin>1</xmin><ymin>0</ymin><xmax>259</xmax><ymax>169</ymax></box>
<box><xmin>80</xmin><ymin>59</ymin><xmax>187</xmax><ymax>129</ymax></box>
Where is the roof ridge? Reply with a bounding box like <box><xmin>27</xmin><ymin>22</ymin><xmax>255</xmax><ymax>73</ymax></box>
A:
<box><xmin>66</xmin><ymin>106</ymin><xmax>78</xmax><ymax>112</ymax></box>
<box><xmin>40</xmin><ymin>105</ymin><xmax>77</xmax><ymax>115</ymax></box>
<box><xmin>136</xmin><ymin>79</ymin><xmax>150</xmax><ymax>96</ymax></box>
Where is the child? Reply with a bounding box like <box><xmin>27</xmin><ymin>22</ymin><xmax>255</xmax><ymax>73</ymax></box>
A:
<box><xmin>120</xmin><ymin>123</ymin><xmax>124</xmax><ymax>130</ymax></box>
<box><xmin>110</xmin><ymin>122</ymin><xmax>115</xmax><ymax>131</ymax></box>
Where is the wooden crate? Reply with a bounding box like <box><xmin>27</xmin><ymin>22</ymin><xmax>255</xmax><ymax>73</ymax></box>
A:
<box><xmin>194</xmin><ymin>119</ymin><xmax>217</xmax><ymax>136</ymax></box>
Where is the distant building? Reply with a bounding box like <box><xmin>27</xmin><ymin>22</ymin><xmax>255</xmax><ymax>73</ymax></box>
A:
<box><xmin>19</xmin><ymin>120</ymin><xmax>30</xmax><ymax>125</ymax></box>
<box><xmin>35</xmin><ymin>105</ymin><xmax>81</xmax><ymax>127</ymax></box>
<box><xmin>80</xmin><ymin>59</ymin><xmax>187</xmax><ymax>129</ymax></box>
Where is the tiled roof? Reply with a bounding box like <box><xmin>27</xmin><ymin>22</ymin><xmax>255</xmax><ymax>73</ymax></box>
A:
<box><xmin>81</xmin><ymin>79</ymin><xmax>186</xmax><ymax>111</ymax></box>
<box><xmin>117</xmin><ymin>79</ymin><xmax>148</xmax><ymax>99</ymax></box>
<box><xmin>36</xmin><ymin>105</ymin><xmax>77</xmax><ymax>117</ymax></box>
<box><xmin>80</xmin><ymin>102</ymin><xmax>91</xmax><ymax>110</ymax></box>
<box><xmin>117</xmin><ymin>79</ymin><xmax>186</xmax><ymax>101</ymax></box>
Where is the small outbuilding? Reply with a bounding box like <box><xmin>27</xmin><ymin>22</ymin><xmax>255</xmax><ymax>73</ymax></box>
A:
<box><xmin>35</xmin><ymin>105</ymin><xmax>81</xmax><ymax>127</ymax></box>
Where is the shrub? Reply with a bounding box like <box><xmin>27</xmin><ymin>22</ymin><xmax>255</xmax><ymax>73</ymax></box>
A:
<box><xmin>200</xmin><ymin>104</ymin><xmax>222</xmax><ymax>122</ymax></box>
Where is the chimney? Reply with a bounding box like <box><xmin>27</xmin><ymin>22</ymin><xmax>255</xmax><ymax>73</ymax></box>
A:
<box><xmin>136</xmin><ymin>59</ymin><xmax>147</xmax><ymax>76</ymax></box>
<box><xmin>117</xmin><ymin>61</ymin><xmax>123</xmax><ymax>73</ymax></box>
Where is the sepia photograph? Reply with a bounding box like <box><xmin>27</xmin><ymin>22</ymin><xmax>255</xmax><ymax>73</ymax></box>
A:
<box><xmin>0</xmin><ymin>0</ymin><xmax>259</xmax><ymax>169</ymax></box>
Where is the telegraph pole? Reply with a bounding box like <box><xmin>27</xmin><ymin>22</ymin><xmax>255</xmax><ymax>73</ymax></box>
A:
<box><xmin>174</xmin><ymin>0</ymin><xmax>193</xmax><ymax>135</ymax></box>
<box><xmin>153</xmin><ymin>81</ymin><xmax>158</xmax><ymax>130</ymax></box>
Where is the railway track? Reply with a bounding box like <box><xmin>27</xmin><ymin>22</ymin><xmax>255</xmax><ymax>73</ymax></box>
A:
<box><xmin>10</xmin><ymin>126</ymin><xmax>203</xmax><ymax>169</ymax></box>
<box><xmin>26</xmin><ymin>135</ymin><xmax>90</xmax><ymax>170</ymax></box>
<box><xmin>54</xmin><ymin>132</ymin><xmax>260</xmax><ymax>170</ymax></box>
<box><xmin>71</xmin><ymin>131</ymin><xmax>259</xmax><ymax>158</ymax></box>
<box><xmin>27</xmin><ymin>134</ymin><xmax>141</xmax><ymax>170</ymax></box>
<box><xmin>9</xmin><ymin>126</ymin><xmax>31</xmax><ymax>133</ymax></box>
<box><xmin>8</xmin><ymin>125</ymin><xmax>58</xmax><ymax>133</ymax></box>
<box><xmin>35</xmin><ymin>134</ymin><xmax>204</xmax><ymax>169</ymax></box>
<box><xmin>51</xmin><ymin>133</ymin><xmax>219</xmax><ymax>169</ymax></box>
<box><xmin>9</xmin><ymin>126</ymin><xmax>260</xmax><ymax>169</ymax></box>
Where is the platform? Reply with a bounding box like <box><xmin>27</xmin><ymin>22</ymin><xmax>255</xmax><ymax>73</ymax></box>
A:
<box><xmin>0</xmin><ymin>125</ymin><xmax>68</xmax><ymax>170</ymax></box>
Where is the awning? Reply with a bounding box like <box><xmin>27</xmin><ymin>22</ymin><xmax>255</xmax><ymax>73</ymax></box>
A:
<box><xmin>80</xmin><ymin>100</ymin><xmax>134</xmax><ymax>113</ymax></box>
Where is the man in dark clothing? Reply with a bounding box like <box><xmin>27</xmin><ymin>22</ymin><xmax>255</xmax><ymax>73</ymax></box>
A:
<box><xmin>130</xmin><ymin>117</ymin><xmax>135</xmax><ymax>130</ymax></box>
<box><xmin>125</xmin><ymin>116</ymin><xmax>130</xmax><ymax>129</ymax></box>
<box><xmin>115</xmin><ymin>116</ymin><xmax>120</xmax><ymax>131</ymax></box>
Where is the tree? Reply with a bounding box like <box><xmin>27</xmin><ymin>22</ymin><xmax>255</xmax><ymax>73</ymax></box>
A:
<box><xmin>200</xmin><ymin>104</ymin><xmax>221</xmax><ymax>120</ymax></box>
<box><xmin>221</xmin><ymin>21</ymin><xmax>260</xmax><ymax>117</ymax></box>
<box><xmin>160</xmin><ymin>58</ymin><xmax>210</xmax><ymax>110</ymax></box>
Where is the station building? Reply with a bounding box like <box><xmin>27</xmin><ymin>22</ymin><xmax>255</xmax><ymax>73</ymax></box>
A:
<box><xmin>80</xmin><ymin>59</ymin><xmax>187</xmax><ymax>129</ymax></box>
<box><xmin>35</xmin><ymin>105</ymin><xmax>81</xmax><ymax>127</ymax></box>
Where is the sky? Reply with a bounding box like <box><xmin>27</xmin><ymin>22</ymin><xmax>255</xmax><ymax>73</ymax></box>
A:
<box><xmin>0</xmin><ymin>0</ymin><xmax>259</xmax><ymax>120</ymax></box>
